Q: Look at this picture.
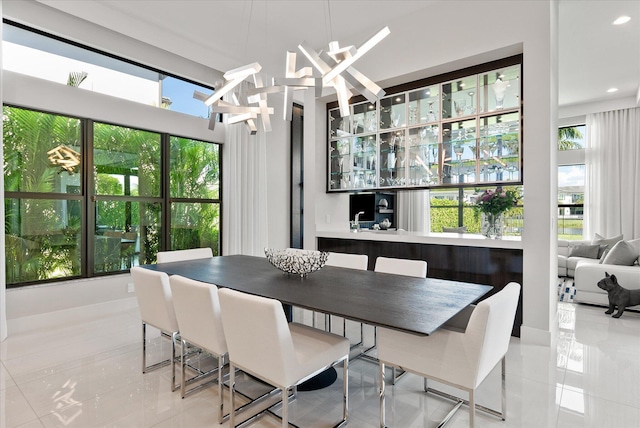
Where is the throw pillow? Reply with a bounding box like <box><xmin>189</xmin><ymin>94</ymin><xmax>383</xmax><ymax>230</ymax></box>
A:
<box><xmin>599</xmin><ymin>248</ymin><xmax>610</xmax><ymax>264</ymax></box>
<box><xmin>568</xmin><ymin>244</ymin><xmax>600</xmax><ymax>259</ymax></box>
<box><xmin>602</xmin><ymin>240</ymin><xmax>639</xmax><ymax>266</ymax></box>
<box><xmin>592</xmin><ymin>233</ymin><xmax>624</xmax><ymax>257</ymax></box>
<box><xmin>628</xmin><ymin>238</ymin><xmax>640</xmax><ymax>255</ymax></box>
<box><xmin>592</xmin><ymin>233</ymin><xmax>623</xmax><ymax>248</ymax></box>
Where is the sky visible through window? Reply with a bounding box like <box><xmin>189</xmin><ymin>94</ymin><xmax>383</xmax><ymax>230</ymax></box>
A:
<box><xmin>162</xmin><ymin>77</ymin><xmax>212</xmax><ymax>118</ymax></box>
<box><xmin>558</xmin><ymin>125</ymin><xmax>586</xmax><ymax>188</ymax></box>
<box><xmin>3</xmin><ymin>23</ymin><xmax>214</xmax><ymax>119</ymax></box>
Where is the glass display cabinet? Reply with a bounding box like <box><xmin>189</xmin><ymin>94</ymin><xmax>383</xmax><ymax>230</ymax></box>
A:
<box><xmin>327</xmin><ymin>58</ymin><xmax>522</xmax><ymax>192</ymax></box>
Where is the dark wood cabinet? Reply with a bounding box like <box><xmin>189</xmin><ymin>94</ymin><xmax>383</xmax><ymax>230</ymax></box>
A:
<box><xmin>317</xmin><ymin>237</ymin><xmax>523</xmax><ymax>336</ymax></box>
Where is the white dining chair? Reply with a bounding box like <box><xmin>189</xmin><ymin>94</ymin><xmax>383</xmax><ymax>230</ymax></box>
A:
<box><xmin>374</xmin><ymin>256</ymin><xmax>427</xmax><ymax>278</ymax></box>
<box><xmin>157</xmin><ymin>247</ymin><xmax>213</xmax><ymax>263</ymax></box>
<box><xmin>325</xmin><ymin>252</ymin><xmax>369</xmax><ymax>344</ymax></box>
<box><xmin>130</xmin><ymin>266</ymin><xmax>180</xmax><ymax>391</ymax></box>
<box><xmin>218</xmin><ymin>288</ymin><xmax>350</xmax><ymax>428</ymax></box>
<box><xmin>378</xmin><ymin>282</ymin><xmax>521</xmax><ymax>428</ymax></box>
<box><xmin>169</xmin><ymin>275</ymin><xmax>228</xmax><ymax>423</ymax></box>
<box><xmin>374</xmin><ymin>256</ymin><xmax>427</xmax><ymax>381</ymax></box>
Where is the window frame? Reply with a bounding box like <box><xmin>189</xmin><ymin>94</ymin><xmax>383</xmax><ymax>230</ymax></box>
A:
<box><xmin>3</xmin><ymin>104</ymin><xmax>222</xmax><ymax>288</ymax></box>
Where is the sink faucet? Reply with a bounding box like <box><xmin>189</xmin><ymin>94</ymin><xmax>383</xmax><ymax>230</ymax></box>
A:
<box><xmin>354</xmin><ymin>211</ymin><xmax>365</xmax><ymax>227</ymax></box>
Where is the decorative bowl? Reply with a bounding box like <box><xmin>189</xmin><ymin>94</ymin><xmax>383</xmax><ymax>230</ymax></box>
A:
<box><xmin>264</xmin><ymin>248</ymin><xmax>329</xmax><ymax>277</ymax></box>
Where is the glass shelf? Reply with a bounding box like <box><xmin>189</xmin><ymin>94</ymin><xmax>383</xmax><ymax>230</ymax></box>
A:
<box><xmin>327</xmin><ymin>60</ymin><xmax>522</xmax><ymax>192</ymax></box>
<box><xmin>479</xmin><ymin>64</ymin><xmax>520</xmax><ymax>113</ymax></box>
<box><xmin>379</xmin><ymin>94</ymin><xmax>406</xmax><ymax>130</ymax></box>
<box><xmin>352</xmin><ymin>102</ymin><xmax>378</xmax><ymax>134</ymax></box>
<box><xmin>408</xmin><ymin>85</ymin><xmax>439</xmax><ymax>125</ymax></box>
<box><xmin>442</xmin><ymin>75</ymin><xmax>477</xmax><ymax>120</ymax></box>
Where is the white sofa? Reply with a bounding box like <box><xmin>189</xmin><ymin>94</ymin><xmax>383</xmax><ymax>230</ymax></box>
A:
<box><xmin>574</xmin><ymin>262</ymin><xmax>640</xmax><ymax>306</ymax></box>
<box><xmin>558</xmin><ymin>239</ymin><xmax>600</xmax><ymax>277</ymax></box>
<box><xmin>573</xmin><ymin>238</ymin><xmax>640</xmax><ymax>306</ymax></box>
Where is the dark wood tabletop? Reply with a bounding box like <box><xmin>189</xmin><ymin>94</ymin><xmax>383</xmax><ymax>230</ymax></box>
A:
<box><xmin>143</xmin><ymin>254</ymin><xmax>492</xmax><ymax>336</ymax></box>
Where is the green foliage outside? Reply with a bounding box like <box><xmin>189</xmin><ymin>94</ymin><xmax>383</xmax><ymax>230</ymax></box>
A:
<box><xmin>430</xmin><ymin>195</ymin><xmax>524</xmax><ymax>236</ymax></box>
<box><xmin>169</xmin><ymin>136</ymin><xmax>220</xmax><ymax>255</ymax></box>
<box><xmin>3</xmin><ymin>107</ymin><xmax>82</xmax><ymax>283</ymax></box>
<box><xmin>3</xmin><ymin>106</ymin><xmax>221</xmax><ymax>285</ymax></box>
<box><xmin>558</xmin><ymin>126</ymin><xmax>584</xmax><ymax>150</ymax></box>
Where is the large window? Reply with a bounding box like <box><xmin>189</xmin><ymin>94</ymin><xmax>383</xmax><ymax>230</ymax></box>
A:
<box><xmin>3</xmin><ymin>21</ymin><xmax>214</xmax><ymax>118</ymax></box>
<box><xmin>4</xmin><ymin>108</ymin><xmax>83</xmax><ymax>283</ymax></box>
<box><xmin>169</xmin><ymin>136</ymin><xmax>221</xmax><ymax>252</ymax></box>
<box><xmin>430</xmin><ymin>186</ymin><xmax>523</xmax><ymax>235</ymax></box>
<box><xmin>557</xmin><ymin>125</ymin><xmax>585</xmax><ymax>239</ymax></box>
<box><xmin>3</xmin><ymin>106</ymin><xmax>221</xmax><ymax>286</ymax></box>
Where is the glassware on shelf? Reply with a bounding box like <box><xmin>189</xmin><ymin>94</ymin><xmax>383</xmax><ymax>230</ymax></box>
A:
<box><xmin>493</xmin><ymin>78</ymin><xmax>509</xmax><ymax>110</ymax></box>
<box><xmin>454</xmin><ymin>99</ymin><xmax>466</xmax><ymax>117</ymax></box>
<box><xmin>466</xmin><ymin>92</ymin><xmax>476</xmax><ymax>115</ymax></box>
<box><xmin>426</xmin><ymin>102</ymin><xmax>437</xmax><ymax>122</ymax></box>
<box><xmin>328</xmin><ymin>62</ymin><xmax>521</xmax><ymax>192</ymax></box>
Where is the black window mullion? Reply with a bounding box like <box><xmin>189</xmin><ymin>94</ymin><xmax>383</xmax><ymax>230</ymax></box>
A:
<box><xmin>161</xmin><ymin>133</ymin><xmax>171</xmax><ymax>252</ymax></box>
<box><xmin>84</xmin><ymin>118</ymin><xmax>94</xmax><ymax>277</ymax></box>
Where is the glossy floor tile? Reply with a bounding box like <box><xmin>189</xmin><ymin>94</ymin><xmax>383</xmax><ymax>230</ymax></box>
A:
<box><xmin>2</xmin><ymin>298</ymin><xmax>640</xmax><ymax>427</ymax></box>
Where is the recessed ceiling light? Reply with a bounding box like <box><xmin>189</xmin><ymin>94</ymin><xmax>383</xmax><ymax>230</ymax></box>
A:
<box><xmin>613</xmin><ymin>16</ymin><xmax>631</xmax><ymax>25</ymax></box>
<box><xmin>607</xmin><ymin>87</ymin><xmax>619</xmax><ymax>93</ymax></box>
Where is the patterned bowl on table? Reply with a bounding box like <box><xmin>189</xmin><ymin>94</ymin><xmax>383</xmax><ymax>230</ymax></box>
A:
<box><xmin>264</xmin><ymin>248</ymin><xmax>329</xmax><ymax>277</ymax></box>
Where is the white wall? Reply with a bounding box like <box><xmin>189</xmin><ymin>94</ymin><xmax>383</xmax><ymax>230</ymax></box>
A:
<box><xmin>6</xmin><ymin>274</ymin><xmax>132</xmax><ymax>320</ymax></box>
<box><xmin>309</xmin><ymin>0</ymin><xmax>558</xmax><ymax>345</ymax></box>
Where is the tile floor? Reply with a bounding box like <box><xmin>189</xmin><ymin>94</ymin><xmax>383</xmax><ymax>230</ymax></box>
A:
<box><xmin>2</xmin><ymin>297</ymin><xmax>640</xmax><ymax>427</ymax></box>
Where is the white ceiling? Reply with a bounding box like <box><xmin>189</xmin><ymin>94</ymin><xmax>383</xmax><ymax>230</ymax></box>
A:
<box><xmin>36</xmin><ymin>0</ymin><xmax>640</xmax><ymax>108</ymax></box>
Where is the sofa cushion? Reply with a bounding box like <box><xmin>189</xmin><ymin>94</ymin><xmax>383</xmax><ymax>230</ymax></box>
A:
<box><xmin>592</xmin><ymin>233</ymin><xmax>623</xmax><ymax>249</ymax></box>
<box><xmin>567</xmin><ymin>256</ymin><xmax>599</xmax><ymax>273</ymax></box>
<box><xmin>568</xmin><ymin>244</ymin><xmax>600</xmax><ymax>259</ymax></box>
<box><xmin>603</xmin><ymin>240</ymin><xmax>639</xmax><ymax>266</ymax></box>
<box><xmin>628</xmin><ymin>238</ymin><xmax>640</xmax><ymax>264</ymax></box>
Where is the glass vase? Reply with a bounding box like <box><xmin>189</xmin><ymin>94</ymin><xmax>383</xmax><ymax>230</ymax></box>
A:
<box><xmin>481</xmin><ymin>212</ymin><xmax>503</xmax><ymax>239</ymax></box>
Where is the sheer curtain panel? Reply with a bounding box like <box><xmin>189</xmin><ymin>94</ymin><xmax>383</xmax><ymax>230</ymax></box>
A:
<box><xmin>396</xmin><ymin>190</ymin><xmax>428</xmax><ymax>232</ymax></box>
<box><xmin>222</xmin><ymin>83</ymin><xmax>269</xmax><ymax>256</ymax></box>
<box><xmin>585</xmin><ymin>107</ymin><xmax>640</xmax><ymax>240</ymax></box>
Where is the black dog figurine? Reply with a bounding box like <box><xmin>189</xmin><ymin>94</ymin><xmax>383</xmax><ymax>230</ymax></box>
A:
<box><xmin>597</xmin><ymin>272</ymin><xmax>640</xmax><ymax>318</ymax></box>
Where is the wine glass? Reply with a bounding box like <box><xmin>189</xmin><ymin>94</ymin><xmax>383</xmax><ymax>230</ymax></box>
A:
<box><xmin>466</xmin><ymin>91</ymin><xmax>476</xmax><ymax>114</ymax></box>
<box><xmin>454</xmin><ymin>99</ymin><xmax>466</xmax><ymax>117</ymax></box>
<box><xmin>426</xmin><ymin>102</ymin><xmax>436</xmax><ymax>122</ymax></box>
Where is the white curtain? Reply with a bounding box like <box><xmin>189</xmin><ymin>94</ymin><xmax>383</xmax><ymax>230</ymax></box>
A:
<box><xmin>585</xmin><ymin>107</ymin><xmax>640</xmax><ymax>240</ymax></box>
<box><xmin>221</xmin><ymin>84</ymin><xmax>269</xmax><ymax>256</ymax></box>
<box><xmin>396</xmin><ymin>190</ymin><xmax>429</xmax><ymax>232</ymax></box>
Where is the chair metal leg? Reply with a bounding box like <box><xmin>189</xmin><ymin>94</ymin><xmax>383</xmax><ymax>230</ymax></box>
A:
<box><xmin>230</xmin><ymin>364</ymin><xmax>236</xmax><ymax>428</ymax></box>
<box><xmin>218</xmin><ymin>354</ymin><xmax>225</xmax><ymax>424</ymax></box>
<box><xmin>180</xmin><ymin>338</ymin><xmax>187</xmax><ymax>398</ymax></box>
<box><xmin>469</xmin><ymin>390</ymin><xmax>475</xmax><ymax>428</ymax></box>
<box><xmin>141</xmin><ymin>322</ymin><xmax>173</xmax><ymax>374</ymax></box>
<box><xmin>501</xmin><ymin>356</ymin><xmax>506</xmax><ymax>420</ymax></box>
<box><xmin>142</xmin><ymin>323</ymin><xmax>147</xmax><ymax>373</ymax></box>
<box><xmin>171</xmin><ymin>331</ymin><xmax>178</xmax><ymax>391</ymax></box>
<box><xmin>379</xmin><ymin>362</ymin><xmax>386</xmax><ymax>428</ymax></box>
<box><xmin>281</xmin><ymin>387</ymin><xmax>289</xmax><ymax>428</ymax></box>
<box><xmin>343</xmin><ymin>359</ymin><xmax>349</xmax><ymax>423</ymax></box>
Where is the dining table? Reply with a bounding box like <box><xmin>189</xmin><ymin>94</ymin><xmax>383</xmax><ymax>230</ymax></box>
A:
<box><xmin>142</xmin><ymin>254</ymin><xmax>493</xmax><ymax>337</ymax></box>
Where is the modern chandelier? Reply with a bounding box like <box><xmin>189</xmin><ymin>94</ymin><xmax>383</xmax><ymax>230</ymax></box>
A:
<box><xmin>194</xmin><ymin>26</ymin><xmax>390</xmax><ymax>134</ymax></box>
